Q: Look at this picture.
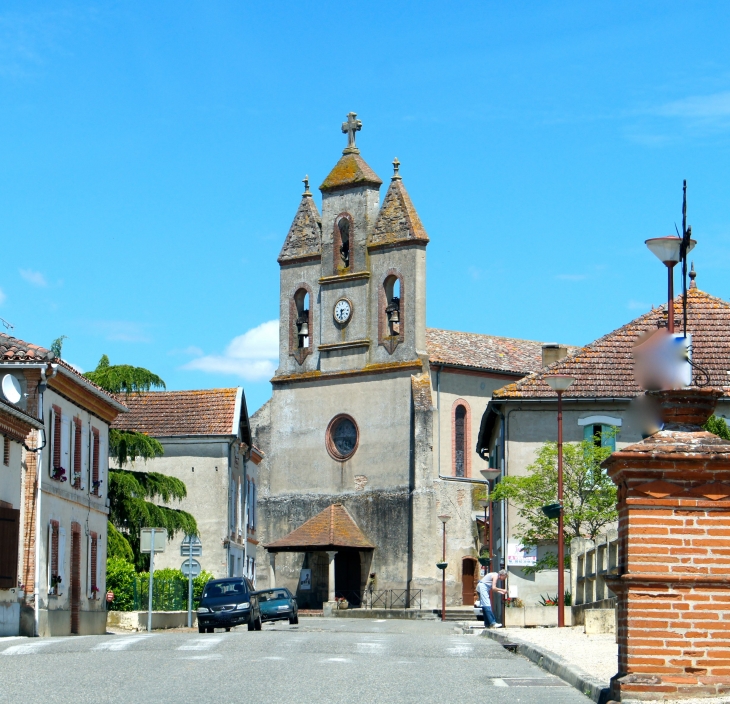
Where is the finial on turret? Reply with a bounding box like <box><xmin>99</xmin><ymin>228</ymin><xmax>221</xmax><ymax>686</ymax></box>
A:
<box><xmin>392</xmin><ymin>157</ymin><xmax>402</xmax><ymax>180</ymax></box>
<box><xmin>689</xmin><ymin>261</ymin><xmax>697</xmax><ymax>289</ymax></box>
<box><xmin>302</xmin><ymin>175</ymin><xmax>312</xmax><ymax>197</ymax></box>
<box><xmin>341</xmin><ymin>112</ymin><xmax>362</xmax><ymax>155</ymax></box>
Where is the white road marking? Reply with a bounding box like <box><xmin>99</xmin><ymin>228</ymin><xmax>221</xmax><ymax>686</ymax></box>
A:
<box><xmin>263</xmin><ymin>656</ymin><xmax>284</xmax><ymax>660</ymax></box>
<box><xmin>374</xmin><ymin>619</ymin><xmax>386</xmax><ymax>623</ymax></box>
<box><xmin>2</xmin><ymin>638</ymin><xmax>71</xmax><ymax>655</ymax></box>
<box><xmin>177</xmin><ymin>637</ymin><xmax>222</xmax><ymax>651</ymax></box>
<box><xmin>324</xmin><ymin>657</ymin><xmax>350</xmax><ymax>663</ymax></box>
<box><xmin>180</xmin><ymin>654</ymin><xmax>222</xmax><ymax>660</ymax></box>
<box><xmin>447</xmin><ymin>644</ymin><xmax>473</xmax><ymax>656</ymax></box>
<box><xmin>93</xmin><ymin>635</ymin><xmax>153</xmax><ymax>651</ymax></box>
<box><xmin>492</xmin><ymin>678</ymin><xmax>508</xmax><ymax>687</ymax></box>
<box><xmin>356</xmin><ymin>642</ymin><xmax>384</xmax><ymax>654</ymax></box>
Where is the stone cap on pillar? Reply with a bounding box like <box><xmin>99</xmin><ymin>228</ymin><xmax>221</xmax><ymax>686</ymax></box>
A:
<box><xmin>647</xmin><ymin>387</ymin><xmax>723</xmax><ymax>429</ymax></box>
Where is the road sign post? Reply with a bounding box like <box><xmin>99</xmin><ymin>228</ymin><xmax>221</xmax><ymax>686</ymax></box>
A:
<box><xmin>181</xmin><ymin>535</ymin><xmax>202</xmax><ymax>629</ymax></box>
<box><xmin>187</xmin><ymin>537</ymin><xmax>193</xmax><ymax>628</ymax></box>
<box><xmin>140</xmin><ymin>528</ymin><xmax>167</xmax><ymax>633</ymax></box>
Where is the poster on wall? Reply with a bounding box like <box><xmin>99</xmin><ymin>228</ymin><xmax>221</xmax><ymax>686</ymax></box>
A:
<box><xmin>506</xmin><ymin>542</ymin><xmax>537</xmax><ymax>566</ymax></box>
<box><xmin>299</xmin><ymin>569</ymin><xmax>312</xmax><ymax>591</ymax></box>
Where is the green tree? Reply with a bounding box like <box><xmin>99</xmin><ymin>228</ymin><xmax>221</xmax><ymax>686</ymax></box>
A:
<box><xmin>50</xmin><ymin>335</ymin><xmax>67</xmax><ymax>358</ymax></box>
<box><xmin>703</xmin><ymin>415</ymin><xmax>730</xmax><ymax>441</ymax></box>
<box><xmin>490</xmin><ymin>434</ymin><xmax>618</xmax><ymax>571</ymax></box>
<box><xmin>87</xmin><ymin>355</ymin><xmax>198</xmax><ymax>570</ymax></box>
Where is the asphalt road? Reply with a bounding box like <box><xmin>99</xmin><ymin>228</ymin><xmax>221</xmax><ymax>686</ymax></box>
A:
<box><xmin>0</xmin><ymin>618</ymin><xmax>591</xmax><ymax>703</ymax></box>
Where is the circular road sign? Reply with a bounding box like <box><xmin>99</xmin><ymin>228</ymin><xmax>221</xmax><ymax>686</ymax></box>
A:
<box><xmin>181</xmin><ymin>559</ymin><xmax>201</xmax><ymax>578</ymax></box>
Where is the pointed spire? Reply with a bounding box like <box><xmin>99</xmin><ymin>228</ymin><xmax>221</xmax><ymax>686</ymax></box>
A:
<box><xmin>277</xmin><ymin>178</ymin><xmax>322</xmax><ymax>264</ymax></box>
<box><xmin>369</xmin><ymin>164</ymin><xmax>429</xmax><ymax>248</ymax></box>
<box><xmin>689</xmin><ymin>261</ymin><xmax>697</xmax><ymax>289</ymax></box>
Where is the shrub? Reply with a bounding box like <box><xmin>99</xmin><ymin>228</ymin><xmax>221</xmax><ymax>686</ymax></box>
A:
<box><xmin>106</xmin><ymin>557</ymin><xmax>137</xmax><ymax>611</ymax></box>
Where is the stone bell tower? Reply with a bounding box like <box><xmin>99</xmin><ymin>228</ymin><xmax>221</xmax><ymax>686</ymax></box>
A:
<box><xmin>275</xmin><ymin>113</ymin><xmax>429</xmax><ymax>377</ymax></box>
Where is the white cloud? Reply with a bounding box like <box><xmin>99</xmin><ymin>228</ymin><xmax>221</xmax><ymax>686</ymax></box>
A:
<box><xmin>20</xmin><ymin>268</ymin><xmax>47</xmax><ymax>287</ymax></box>
<box><xmin>0</xmin><ymin>287</ymin><xmax>5</xmax><ymax>305</ymax></box>
<box><xmin>657</xmin><ymin>92</ymin><xmax>730</xmax><ymax>120</ymax></box>
<box><xmin>183</xmin><ymin>320</ymin><xmax>279</xmax><ymax>382</ymax></box>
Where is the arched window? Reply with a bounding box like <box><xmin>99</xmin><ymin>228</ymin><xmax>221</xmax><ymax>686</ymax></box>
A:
<box><xmin>452</xmin><ymin>399</ymin><xmax>471</xmax><ymax>478</ymax></box>
<box><xmin>333</xmin><ymin>214</ymin><xmax>354</xmax><ymax>273</ymax></box>
<box><xmin>379</xmin><ymin>270</ymin><xmax>404</xmax><ymax>354</ymax></box>
<box><xmin>290</xmin><ymin>284</ymin><xmax>313</xmax><ymax>364</ymax></box>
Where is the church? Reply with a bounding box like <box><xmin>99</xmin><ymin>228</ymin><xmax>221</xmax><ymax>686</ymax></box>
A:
<box><xmin>251</xmin><ymin>114</ymin><xmax>557</xmax><ymax>610</ymax></box>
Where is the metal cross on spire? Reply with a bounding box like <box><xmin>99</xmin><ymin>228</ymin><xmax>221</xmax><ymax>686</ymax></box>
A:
<box><xmin>341</xmin><ymin>112</ymin><xmax>362</xmax><ymax>154</ymax></box>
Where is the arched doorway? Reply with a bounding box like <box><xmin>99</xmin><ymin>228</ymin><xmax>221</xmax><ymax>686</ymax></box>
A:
<box><xmin>462</xmin><ymin>557</ymin><xmax>478</xmax><ymax>605</ymax></box>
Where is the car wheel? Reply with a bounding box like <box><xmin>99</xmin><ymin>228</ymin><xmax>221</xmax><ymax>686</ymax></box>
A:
<box><xmin>247</xmin><ymin>619</ymin><xmax>254</xmax><ymax>631</ymax></box>
<box><xmin>289</xmin><ymin>615</ymin><xmax>298</xmax><ymax>625</ymax></box>
<box><xmin>198</xmin><ymin>625</ymin><xmax>205</xmax><ymax>633</ymax></box>
<box><xmin>225</xmin><ymin>627</ymin><xmax>231</xmax><ymax>632</ymax></box>
<box><xmin>206</xmin><ymin>627</ymin><xmax>214</xmax><ymax>633</ymax></box>
<box><xmin>254</xmin><ymin>614</ymin><xmax>262</xmax><ymax>631</ymax></box>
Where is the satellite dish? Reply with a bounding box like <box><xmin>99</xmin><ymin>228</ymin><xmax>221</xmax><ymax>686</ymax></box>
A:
<box><xmin>1</xmin><ymin>374</ymin><xmax>22</xmax><ymax>405</ymax></box>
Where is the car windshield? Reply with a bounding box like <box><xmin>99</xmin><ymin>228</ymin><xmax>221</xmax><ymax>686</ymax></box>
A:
<box><xmin>201</xmin><ymin>580</ymin><xmax>249</xmax><ymax>603</ymax></box>
<box><xmin>258</xmin><ymin>590</ymin><xmax>289</xmax><ymax>602</ymax></box>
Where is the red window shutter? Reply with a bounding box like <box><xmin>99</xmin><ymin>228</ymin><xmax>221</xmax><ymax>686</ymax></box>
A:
<box><xmin>73</xmin><ymin>420</ymin><xmax>82</xmax><ymax>489</ymax></box>
<box><xmin>50</xmin><ymin>520</ymin><xmax>59</xmax><ymax>578</ymax></box>
<box><xmin>53</xmin><ymin>409</ymin><xmax>62</xmax><ymax>470</ymax></box>
<box><xmin>90</xmin><ymin>532</ymin><xmax>98</xmax><ymax>594</ymax></box>
<box><xmin>0</xmin><ymin>507</ymin><xmax>20</xmax><ymax>589</ymax></box>
<box><xmin>91</xmin><ymin>428</ymin><xmax>100</xmax><ymax>494</ymax></box>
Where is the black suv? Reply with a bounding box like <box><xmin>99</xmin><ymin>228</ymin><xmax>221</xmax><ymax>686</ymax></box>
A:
<box><xmin>196</xmin><ymin>577</ymin><xmax>262</xmax><ymax>633</ymax></box>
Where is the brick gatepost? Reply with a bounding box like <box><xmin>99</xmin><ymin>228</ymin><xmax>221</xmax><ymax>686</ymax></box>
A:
<box><xmin>604</xmin><ymin>388</ymin><xmax>730</xmax><ymax>701</ymax></box>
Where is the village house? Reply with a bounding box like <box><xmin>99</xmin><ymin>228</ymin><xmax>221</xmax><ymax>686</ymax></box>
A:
<box><xmin>0</xmin><ymin>334</ymin><xmax>126</xmax><ymax>636</ymax></box>
<box><xmin>112</xmin><ymin>388</ymin><xmax>262</xmax><ymax>581</ymax></box>
<box><xmin>250</xmin><ymin>116</ymin><xmax>572</xmax><ymax>611</ymax></box>
<box><xmin>476</xmin><ymin>272</ymin><xmax>730</xmax><ymax>610</ymax></box>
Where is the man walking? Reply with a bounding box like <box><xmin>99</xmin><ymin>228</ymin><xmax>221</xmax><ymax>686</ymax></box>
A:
<box><xmin>477</xmin><ymin>569</ymin><xmax>508</xmax><ymax>628</ymax></box>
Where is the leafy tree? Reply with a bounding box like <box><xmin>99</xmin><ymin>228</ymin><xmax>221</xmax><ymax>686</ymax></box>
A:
<box><xmin>107</xmin><ymin>521</ymin><xmax>134</xmax><ymax>562</ymax></box>
<box><xmin>50</xmin><ymin>335</ymin><xmax>67</xmax><ymax>358</ymax></box>
<box><xmin>490</xmin><ymin>435</ymin><xmax>618</xmax><ymax>572</ymax></box>
<box><xmin>704</xmin><ymin>415</ymin><xmax>730</xmax><ymax>441</ymax></box>
<box><xmin>87</xmin><ymin>355</ymin><xmax>197</xmax><ymax>569</ymax></box>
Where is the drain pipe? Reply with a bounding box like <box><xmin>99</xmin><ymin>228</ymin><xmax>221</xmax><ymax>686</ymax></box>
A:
<box><xmin>34</xmin><ymin>363</ymin><xmax>57</xmax><ymax>636</ymax></box>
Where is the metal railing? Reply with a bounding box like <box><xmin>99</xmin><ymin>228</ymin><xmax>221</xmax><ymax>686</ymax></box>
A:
<box><xmin>335</xmin><ymin>588</ymin><xmax>422</xmax><ymax>610</ymax></box>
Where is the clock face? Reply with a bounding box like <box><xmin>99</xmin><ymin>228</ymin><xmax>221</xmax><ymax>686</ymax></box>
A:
<box><xmin>333</xmin><ymin>298</ymin><xmax>352</xmax><ymax>324</ymax></box>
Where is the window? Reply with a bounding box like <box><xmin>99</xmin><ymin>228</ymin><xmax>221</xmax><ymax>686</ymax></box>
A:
<box><xmin>72</xmin><ymin>419</ymin><xmax>82</xmax><ymax>489</ymax></box>
<box><xmin>336</xmin><ymin>215</ymin><xmax>351</xmax><ymax>270</ymax></box>
<box><xmin>290</xmin><ymin>284</ymin><xmax>313</xmax><ymax>364</ymax></box>
<box><xmin>294</xmin><ymin>289</ymin><xmax>310</xmax><ymax>349</ymax></box>
<box><xmin>48</xmin><ymin>520</ymin><xmax>65</xmax><ymax>595</ymax></box>
<box><xmin>454</xmin><ymin>404</ymin><xmax>466</xmax><ymax>477</ymax></box>
<box><xmin>3</xmin><ymin>437</ymin><xmax>8</xmax><ymax>466</ymax></box>
<box><xmin>91</xmin><ymin>428</ymin><xmax>101</xmax><ymax>495</ymax></box>
<box><xmin>50</xmin><ymin>405</ymin><xmax>65</xmax><ymax>481</ymax></box>
<box><xmin>326</xmin><ymin>415</ymin><xmax>359</xmax><ymax>461</ymax></box>
<box><xmin>236</xmin><ymin>479</ymin><xmax>242</xmax><ymax>537</ymax></box>
<box><xmin>379</xmin><ymin>271</ymin><xmax>404</xmax><ymax>354</ymax></box>
<box><xmin>578</xmin><ymin>416</ymin><xmax>621</xmax><ymax>453</ymax></box>
<box><xmin>88</xmin><ymin>532</ymin><xmax>98</xmax><ymax>598</ymax></box>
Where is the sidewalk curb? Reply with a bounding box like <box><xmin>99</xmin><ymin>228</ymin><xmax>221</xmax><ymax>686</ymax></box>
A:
<box><xmin>481</xmin><ymin>629</ymin><xmax>613</xmax><ymax>704</ymax></box>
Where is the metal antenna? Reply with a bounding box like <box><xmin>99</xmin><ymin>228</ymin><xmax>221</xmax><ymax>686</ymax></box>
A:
<box><xmin>679</xmin><ymin>180</ymin><xmax>690</xmax><ymax>337</ymax></box>
<box><xmin>0</xmin><ymin>317</ymin><xmax>14</xmax><ymax>331</ymax></box>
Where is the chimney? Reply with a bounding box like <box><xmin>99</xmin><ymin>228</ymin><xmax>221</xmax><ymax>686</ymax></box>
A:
<box><xmin>542</xmin><ymin>343</ymin><xmax>569</xmax><ymax>368</ymax></box>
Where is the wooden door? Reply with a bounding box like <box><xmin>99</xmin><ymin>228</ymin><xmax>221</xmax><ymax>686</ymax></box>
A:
<box><xmin>70</xmin><ymin>524</ymin><xmax>81</xmax><ymax>634</ymax></box>
<box><xmin>461</xmin><ymin>558</ymin><xmax>477</xmax><ymax>605</ymax></box>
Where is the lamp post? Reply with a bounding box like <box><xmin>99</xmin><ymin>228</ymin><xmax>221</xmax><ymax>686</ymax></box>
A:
<box><xmin>545</xmin><ymin>374</ymin><xmax>576</xmax><ymax>627</ymax></box>
<box><xmin>438</xmin><ymin>514</ymin><xmax>451</xmax><ymax>622</ymax></box>
<box><xmin>645</xmin><ymin>236</ymin><xmax>696</xmax><ymax>334</ymax></box>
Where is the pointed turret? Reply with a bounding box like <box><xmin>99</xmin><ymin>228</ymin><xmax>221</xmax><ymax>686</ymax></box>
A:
<box><xmin>318</xmin><ymin>153</ymin><xmax>383</xmax><ymax>193</ymax></box>
<box><xmin>277</xmin><ymin>176</ymin><xmax>322</xmax><ymax>264</ymax></box>
<box><xmin>369</xmin><ymin>159</ymin><xmax>429</xmax><ymax>248</ymax></box>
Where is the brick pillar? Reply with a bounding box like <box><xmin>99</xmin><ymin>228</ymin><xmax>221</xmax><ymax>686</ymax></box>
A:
<box><xmin>604</xmin><ymin>388</ymin><xmax>730</xmax><ymax>701</ymax></box>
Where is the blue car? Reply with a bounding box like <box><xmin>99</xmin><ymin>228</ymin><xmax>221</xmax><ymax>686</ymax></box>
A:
<box><xmin>257</xmin><ymin>587</ymin><xmax>298</xmax><ymax>624</ymax></box>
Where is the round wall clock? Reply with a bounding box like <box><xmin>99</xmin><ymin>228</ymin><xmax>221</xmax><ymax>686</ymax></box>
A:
<box><xmin>333</xmin><ymin>298</ymin><xmax>352</xmax><ymax>324</ymax></box>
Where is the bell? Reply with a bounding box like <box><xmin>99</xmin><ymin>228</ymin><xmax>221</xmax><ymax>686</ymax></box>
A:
<box><xmin>299</xmin><ymin>321</ymin><xmax>309</xmax><ymax>337</ymax></box>
<box><xmin>388</xmin><ymin>309</ymin><xmax>400</xmax><ymax>324</ymax></box>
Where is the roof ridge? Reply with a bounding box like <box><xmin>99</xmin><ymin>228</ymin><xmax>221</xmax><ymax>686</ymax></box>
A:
<box><xmin>426</xmin><ymin>327</ymin><xmax>573</xmax><ymax>347</ymax></box>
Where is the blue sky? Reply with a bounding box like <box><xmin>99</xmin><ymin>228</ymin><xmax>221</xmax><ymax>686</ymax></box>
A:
<box><xmin>1</xmin><ymin>2</ymin><xmax>730</xmax><ymax>413</ymax></box>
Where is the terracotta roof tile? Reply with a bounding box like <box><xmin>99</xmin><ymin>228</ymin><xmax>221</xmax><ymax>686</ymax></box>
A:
<box><xmin>493</xmin><ymin>288</ymin><xmax>730</xmax><ymax>399</ymax></box>
<box><xmin>426</xmin><ymin>328</ymin><xmax>575</xmax><ymax>375</ymax></box>
<box><xmin>0</xmin><ymin>334</ymin><xmax>55</xmax><ymax>362</ymax></box>
<box><xmin>112</xmin><ymin>388</ymin><xmax>240</xmax><ymax>436</ymax></box>
<box><xmin>369</xmin><ymin>177</ymin><xmax>429</xmax><ymax>247</ymax></box>
<box><xmin>278</xmin><ymin>193</ymin><xmax>322</xmax><ymax>264</ymax></box>
<box><xmin>319</xmin><ymin>153</ymin><xmax>382</xmax><ymax>193</ymax></box>
<box><xmin>265</xmin><ymin>504</ymin><xmax>375</xmax><ymax>551</ymax></box>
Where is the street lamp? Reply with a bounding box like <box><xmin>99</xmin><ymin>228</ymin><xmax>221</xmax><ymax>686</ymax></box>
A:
<box><xmin>545</xmin><ymin>374</ymin><xmax>576</xmax><ymax>627</ymax></box>
<box><xmin>437</xmin><ymin>514</ymin><xmax>451</xmax><ymax>622</ymax></box>
<box><xmin>645</xmin><ymin>236</ymin><xmax>696</xmax><ymax>334</ymax></box>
